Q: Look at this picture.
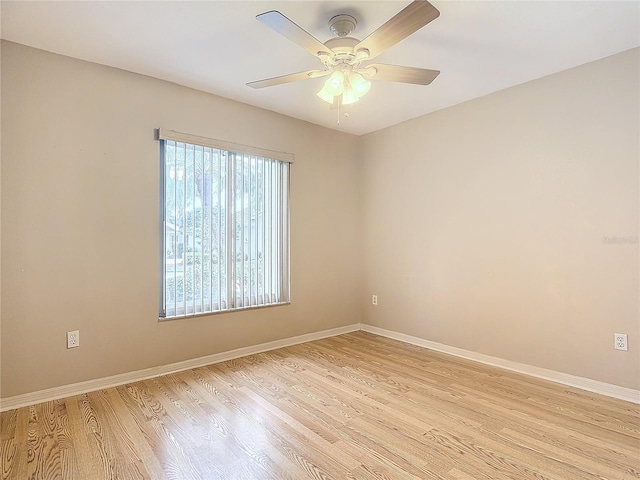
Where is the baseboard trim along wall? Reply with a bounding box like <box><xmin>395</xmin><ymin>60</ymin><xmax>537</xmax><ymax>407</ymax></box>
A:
<box><xmin>2</xmin><ymin>323</ymin><xmax>638</xmax><ymax>411</ymax></box>
<box><xmin>360</xmin><ymin>324</ymin><xmax>640</xmax><ymax>405</ymax></box>
<box><xmin>0</xmin><ymin>324</ymin><xmax>361</xmax><ymax>412</ymax></box>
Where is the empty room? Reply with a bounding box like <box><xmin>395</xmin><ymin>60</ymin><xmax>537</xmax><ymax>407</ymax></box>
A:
<box><xmin>1</xmin><ymin>1</ymin><xmax>638</xmax><ymax>479</ymax></box>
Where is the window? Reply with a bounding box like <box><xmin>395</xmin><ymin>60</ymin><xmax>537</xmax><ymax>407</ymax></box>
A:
<box><xmin>158</xmin><ymin>129</ymin><xmax>291</xmax><ymax>319</ymax></box>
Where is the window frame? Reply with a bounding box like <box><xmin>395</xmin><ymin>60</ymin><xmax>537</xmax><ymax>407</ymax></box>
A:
<box><xmin>157</xmin><ymin>129</ymin><xmax>292</xmax><ymax>320</ymax></box>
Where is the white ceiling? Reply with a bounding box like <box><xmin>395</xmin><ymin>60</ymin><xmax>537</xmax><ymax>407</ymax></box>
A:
<box><xmin>2</xmin><ymin>1</ymin><xmax>639</xmax><ymax>136</ymax></box>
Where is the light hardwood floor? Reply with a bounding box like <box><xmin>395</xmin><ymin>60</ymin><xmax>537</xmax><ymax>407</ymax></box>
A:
<box><xmin>1</xmin><ymin>331</ymin><xmax>638</xmax><ymax>479</ymax></box>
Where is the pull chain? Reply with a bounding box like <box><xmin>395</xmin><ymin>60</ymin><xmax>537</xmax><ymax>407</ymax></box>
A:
<box><xmin>336</xmin><ymin>99</ymin><xmax>349</xmax><ymax>126</ymax></box>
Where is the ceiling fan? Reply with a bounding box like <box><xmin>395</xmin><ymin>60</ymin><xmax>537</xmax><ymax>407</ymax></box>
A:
<box><xmin>247</xmin><ymin>0</ymin><xmax>441</xmax><ymax>109</ymax></box>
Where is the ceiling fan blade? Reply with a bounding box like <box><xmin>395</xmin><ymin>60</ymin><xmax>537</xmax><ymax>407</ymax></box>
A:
<box><xmin>257</xmin><ymin>11</ymin><xmax>330</xmax><ymax>58</ymax></box>
<box><xmin>354</xmin><ymin>0</ymin><xmax>439</xmax><ymax>60</ymax></box>
<box><xmin>367</xmin><ymin>64</ymin><xmax>440</xmax><ymax>85</ymax></box>
<box><xmin>247</xmin><ymin>70</ymin><xmax>326</xmax><ymax>89</ymax></box>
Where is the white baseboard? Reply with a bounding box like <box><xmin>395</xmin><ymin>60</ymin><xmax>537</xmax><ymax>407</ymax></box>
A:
<box><xmin>360</xmin><ymin>324</ymin><xmax>640</xmax><ymax>405</ymax></box>
<box><xmin>3</xmin><ymin>322</ymin><xmax>638</xmax><ymax>411</ymax></box>
<box><xmin>0</xmin><ymin>324</ymin><xmax>361</xmax><ymax>412</ymax></box>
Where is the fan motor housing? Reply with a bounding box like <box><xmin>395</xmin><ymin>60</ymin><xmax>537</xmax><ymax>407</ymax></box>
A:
<box><xmin>323</xmin><ymin>37</ymin><xmax>359</xmax><ymax>63</ymax></box>
<box><xmin>324</xmin><ymin>36</ymin><xmax>359</xmax><ymax>51</ymax></box>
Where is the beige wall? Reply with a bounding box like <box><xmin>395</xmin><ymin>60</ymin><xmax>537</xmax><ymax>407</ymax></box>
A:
<box><xmin>360</xmin><ymin>48</ymin><xmax>640</xmax><ymax>390</ymax></box>
<box><xmin>2</xmin><ymin>40</ymin><xmax>638</xmax><ymax>399</ymax></box>
<box><xmin>0</xmin><ymin>41</ymin><xmax>362</xmax><ymax>397</ymax></box>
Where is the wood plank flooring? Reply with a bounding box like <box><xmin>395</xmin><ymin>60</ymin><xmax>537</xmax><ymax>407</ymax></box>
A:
<box><xmin>1</xmin><ymin>331</ymin><xmax>638</xmax><ymax>479</ymax></box>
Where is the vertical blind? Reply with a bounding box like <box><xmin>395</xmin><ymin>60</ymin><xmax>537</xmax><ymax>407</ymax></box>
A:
<box><xmin>158</xmin><ymin>129</ymin><xmax>291</xmax><ymax>318</ymax></box>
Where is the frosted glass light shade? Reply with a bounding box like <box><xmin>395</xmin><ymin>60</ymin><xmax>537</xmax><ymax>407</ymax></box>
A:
<box><xmin>348</xmin><ymin>73</ymin><xmax>371</xmax><ymax>98</ymax></box>
<box><xmin>317</xmin><ymin>71</ymin><xmax>345</xmax><ymax>104</ymax></box>
<box><xmin>317</xmin><ymin>88</ymin><xmax>334</xmax><ymax>103</ymax></box>
<box><xmin>342</xmin><ymin>84</ymin><xmax>360</xmax><ymax>105</ymax></box>
<box><xmin>324</xmin><ymin>71</ymin><xmax>345</xmax><ymax>96</ymax></box>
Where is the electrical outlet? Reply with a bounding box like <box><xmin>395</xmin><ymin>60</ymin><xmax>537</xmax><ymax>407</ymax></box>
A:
<box><xmin>614</xmin><ymin>333</ymin><xmax>627</xmax><ymax>351</ymax></box>
<box><xmin>372</xmin><ymin>294</ymin><xmax>378</xmax><ymax>306</ymax></box>
<box><xmin>67</xmin><ymin>330</ymin><xmax>80</xmax><ymax>349</ymax></box>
